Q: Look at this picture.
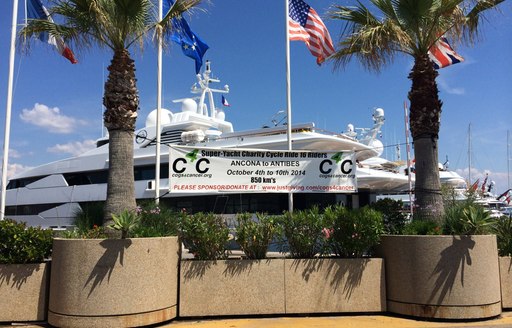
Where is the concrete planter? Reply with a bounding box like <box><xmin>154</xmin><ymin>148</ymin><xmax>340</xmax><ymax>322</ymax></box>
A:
<box><xmin>48</xmin><ymin>237</ymin><xmax>180</xmax><ymax>327</ymax></box>
<box><xmin>180</xmin><ymin>259</ymin><xmax>286</xmax><ymax>316</ymax></box>
<box><xmin>0</xmin><ymin>262</ymin><xmax>50</xmax><ymax>322</ymax></box>
<box><xmin>379</xmin><ymin>235</ymin><xmax>501</xmax><ymax>320</ymax></box>
<box><xmin>285</xmin><ymin>258</ymin><xmax>386</xmax><ymax>313</ymax></box>
<box><xmin>499</xmin><ymin>256</ymin><xmax>512</xmax><ymax>309</ymax></box>
<box><xmin>179</xmin><ymin>257</ymin><xmax>385</xmax><ymax>317</ymax></box>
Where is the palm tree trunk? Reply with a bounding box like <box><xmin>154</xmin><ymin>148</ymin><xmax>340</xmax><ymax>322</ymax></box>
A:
<box><xmin>105</xmin><ymin>129</ymin><xmax>137</xmax><ymax>223</ymax></box>
<box><xmin>408</xmin><ymin>54</ymin><xmax>444</xmax><ymax>222</ymax></box>
<box><xmin>103</xmin><ymin>49</ymin><xmax>139</xmax><ymax>225</ymax></box>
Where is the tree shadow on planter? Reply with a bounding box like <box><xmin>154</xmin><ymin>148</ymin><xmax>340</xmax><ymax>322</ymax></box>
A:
<box><xmin>290</xmin><ymin>258</ymin><xmax>369</xmax><ymax>299</ymax></box>
<box><xmin>427</xmin><ymin>235</ymin><xmax>475</xmax><ymax>305</ymax></box>
<box><xmin>223</xmin><ymin>259</ymin><xmax>272</xmax><ymax>277</ymax></box>
<box><xmin>84</xmin><ymin>239</ymin><xmax>132</xmax><ymax>297</ymax></box>
<box><xmin>182</xmin><ymin>259</ymin><xmax>273</xmax><ymax>280</ymax></box>
<box><xmin>181</xmin><ymin>260</ymin><xmax>215</xmax><ymax>279</ymax></box>
<box><xmin>0</xmin><ymin>264</ymin><xmax>42</xmax><ymax>289</ymax></box>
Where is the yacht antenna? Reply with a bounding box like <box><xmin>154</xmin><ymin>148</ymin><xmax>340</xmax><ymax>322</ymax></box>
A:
<box><xmin>358</xmin><ymin>108</ymin><xmax>385</xmax><ymax>146</ymax></box>
<box><xmin>271</xmin><ymin>110</ymin><xmax>287</xmax><ymax>126</ymax></box>
<box><xmin>443</xmin><ymin>155</ymin><xmax>449</xmax><ymax>170</ymax></box>
<box><xmin>192</xmin><ymin>60</ymin><xmax>229</xmax><ymax>118</ymax></box>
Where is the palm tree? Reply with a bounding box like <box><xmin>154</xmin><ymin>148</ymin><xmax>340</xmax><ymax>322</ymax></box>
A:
<box><xmin>20</xmin><ymin>0</ymin><xmax>203</xmax><ymax>225</ymax></box>
<box><xmin>329</xmin><ymin>0</ymin><xmax>503</xmax><ymax>222</ymax></box>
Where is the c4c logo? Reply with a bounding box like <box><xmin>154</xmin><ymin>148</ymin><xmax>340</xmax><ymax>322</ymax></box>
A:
<box><xmin>319</xmin><ymin>159</ymin><xmax>353</xmax><ymax>174</ymax></box>
<box><xmin>172</xmin><ymin>157</ymin><xmax>210</xmax><ymax>174</ymax></box>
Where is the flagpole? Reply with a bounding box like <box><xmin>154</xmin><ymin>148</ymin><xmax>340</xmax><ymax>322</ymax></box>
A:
<box><xmin>155</xmin><ymin>0</ymin><xmax>163</xmax><ymax>205</ymax></box>
<box><xmin>284</xmin><ymin>0</ymin><xmax>294</xmax><ymax>213</ymax></box>
<box><xmin>1</xmin><ymin>0</ymin><xmax>19</xmax><ymax>221</ymax></box>
<box><xmin>404</xmin><ymin>101</ymin><xmax>413</xmax><ymax>218</ymax></box>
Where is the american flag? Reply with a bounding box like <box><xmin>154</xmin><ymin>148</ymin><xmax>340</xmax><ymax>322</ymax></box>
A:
<box><xmin>428</xmin><ymin>37</ymin><xmax>463</xmax><ymax>69</ymax></box>
<box><xmin>288</xmin><ymin>0</ymin><xmax>334</xmax><ymax>65</ymax></box>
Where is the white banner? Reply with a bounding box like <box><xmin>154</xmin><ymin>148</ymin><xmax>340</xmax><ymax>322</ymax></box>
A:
<box><xmin>169</xmin><ymin>146</ymin><xmax>357</xmax><ymax>193</ymax></box>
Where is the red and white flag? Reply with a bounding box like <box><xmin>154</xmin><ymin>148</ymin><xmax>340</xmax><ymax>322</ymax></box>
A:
<box><xmin>288</xmin><ymin>0</ymin><xmax>334</xmax><ymax>65</ymax></box>
<box><xmin>27</xmin><ymin>0</ymin><xmax>77</xmax><ymax>64</ymax></box>
<box><xmin>221</xmin><ymin>95</ymin><xmax>230</xmax><ymax>107</ymax></box>
<box><xmin>428</xmin><ymin>37</ymin><xmax>463</xmax><ymax>69</ymax></box>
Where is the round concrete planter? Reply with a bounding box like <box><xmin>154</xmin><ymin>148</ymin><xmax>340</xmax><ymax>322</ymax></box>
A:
<box><xmin>0</xmin><ymin>262</ymin><xmax>50</xmax><ymax>322</ymax></box>
<box><xmin>499</xmin><ymin>256</ymin><xmax>512</xmax><ymax>309</ymax></box>
<box><xmin>48</xmin><ymin>237</ymin><xmax>179</xmax><ymax>327</ymax></box>
<box><xmin>379</xmin><ymin>235</ymin><xmax>501</xmax><ymax>320</ymax></box>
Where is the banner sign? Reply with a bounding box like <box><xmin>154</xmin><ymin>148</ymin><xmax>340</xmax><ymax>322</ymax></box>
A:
<box><xmin>169</xmin><ymin>146</ymin><xmax>357</xmax><ymax>193</ymax></box>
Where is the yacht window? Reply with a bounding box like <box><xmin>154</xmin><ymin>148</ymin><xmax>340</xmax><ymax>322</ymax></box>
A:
<box><xmin>6</xmin><ymin>176</ymin><xmax>47</xmax><ymax>189</ymax></box>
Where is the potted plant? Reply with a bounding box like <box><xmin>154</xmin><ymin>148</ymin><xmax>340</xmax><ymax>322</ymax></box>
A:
<box><xmin>494</xmin><ymin>214</ymin><xmax>512</xmax><ymax>309</ymax></box>
<box><xmin>47</xmin><ymin>204</ymin><xmax>181</xmax><ymax>328</ymax></box>
<box><xmin>378</xmin><ymin>200</ymin><xmax>501</xmax><ymax>320</ymax></box>
<box><xmin>180</xmin><ymin>206</ymin><xmax>386</xmax><ymax>317</ymax></box>
<box><xmin>284</xmin><ymin>205</ymin><xmax>386</xmax><ymax>314</ymax></box>
<box><xmin>179</xmin><ymin>212</ymin><xmax>286</xmax><ymax>317</ymax></box>
<box><xmin>0</xmin><ymin>219</ymin><xmax>52</xmax><ymax>322</ymax></box>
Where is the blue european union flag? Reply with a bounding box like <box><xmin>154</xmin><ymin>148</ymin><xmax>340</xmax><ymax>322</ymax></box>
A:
<box><xmin>165</xmin><ymin>1</ymin><xmax>209</xmax><ymax>74</ymax></box>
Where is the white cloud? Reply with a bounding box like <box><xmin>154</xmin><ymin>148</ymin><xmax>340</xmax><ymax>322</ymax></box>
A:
<box><xmin>47</xmin><ymin>139</ymin><xmax>96</xmax><ymax>156</ymax></box>
<box><xmin>455</xmin><ymin>167</ymin><xmax>510</xmax><ymax>194</ymax></box>
<box><xmin>20</xmin><ymin>103</ymin><xmax>87</xmax><ymax>134</ymax></box>
<box><xmin>0</xmin><ymin>163</ymin><xmax>33</xmax><ymax>180</ymax></box>
<box><xmin>437</xmin><ymin>77</ymin><xmax>465</xmax><ymax>95</ymax></box>
<box><xmin>9</xmin><ymin>148</ymin><xmax>22</xmax><ymax>159</ymax></box>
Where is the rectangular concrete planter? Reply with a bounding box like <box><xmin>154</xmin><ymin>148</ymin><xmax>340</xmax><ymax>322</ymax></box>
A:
<box><xmin>179</xmin><ymin>257</ymin><xmax>386</xmax><ymax>317</ymax></box>
<box><xmin>500</xmin><ymin>256</ymin><xmax>512</xmax><ymax>309</ymax></box>
<box><xmin>284</xmin><ymin>258</ymin><xmax>386</xmax><ymax>313</ymax></box>
<box><xmin>0</xmin><ymin>262</ymin><xmax>50</xmax><ymax>322</ymax></box>
<box><xmin>378</xmin><ymin>235</ymin><xmax>501</xmax><ymax>320</ymax></box>
<box><xmin>48</xmin><ymin>237</ymin><xmax>180</xmax><ymax>327</ymax></box>
<box><xmin>180</xmin><ymin>259</ymin><xmax>286</xmax><ymax>316</ymax></box>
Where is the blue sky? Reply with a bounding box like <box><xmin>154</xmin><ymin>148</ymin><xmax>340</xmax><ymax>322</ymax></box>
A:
<box><xmin>0</xmin><ymin>0</ymin><xmax>511</xmax><ymax>194</ymax></box>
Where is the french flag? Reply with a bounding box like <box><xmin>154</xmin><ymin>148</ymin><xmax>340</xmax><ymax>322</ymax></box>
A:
<box><xmin>27</xmin><ymin>0</ymin><xmax>77</xmax><ymax>64</ymax></box>
<box><xmin>222</xmin><ymin>95</ymin><xmax>230</xmax><ymax>107</ymax></box>
<box><xmin>428</xmin><ymin>37</ymin><xmax>463</xmax><ymax>69</ymax></box>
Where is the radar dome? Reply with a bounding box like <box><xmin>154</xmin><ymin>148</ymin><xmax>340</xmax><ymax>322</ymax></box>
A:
<box><xmin>145</xmin><ymin>108</ymin><xmax>172</xmax><ymax>127</ymax></box>
<box><xmin>181</xmin><ymin>98</ymin><xmax>197</xmax><ymax>113</ymax></box>
<box><xmin>368</xmin><ymin>139</ymin><xmax>384</xmax><ymax>157</ymax></box>
<box><xmin>216</xmin><ymin>109</ymin><xmax>225</xmax><ymax>121</ymax></box>
<box><xmin>373</xmin><ymin>108</ymin><xmax>384</xmax><ymax>118</ymax></box>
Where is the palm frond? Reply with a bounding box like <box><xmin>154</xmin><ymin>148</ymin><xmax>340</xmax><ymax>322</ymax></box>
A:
<box><xmin>463</xmin><ymin>0</ymin><xmax>504</xmax><ymax>42</ymax></box>
<box><xmin>329</xmin><ymin>2</ymin><xmax>413</xmax><ymax>72</ymax></box>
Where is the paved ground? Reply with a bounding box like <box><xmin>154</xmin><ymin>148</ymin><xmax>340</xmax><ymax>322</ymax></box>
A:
<box><xmin>167</xmin><ymin>312</ymin><xmax>512</xmax><ymax>328</ymax></box>
<box><xmin>5</xmin><ymin>312</ymin><xmax>512</xmax><ymax>328</ymax></box>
